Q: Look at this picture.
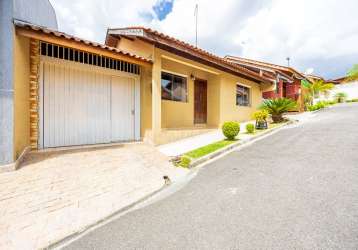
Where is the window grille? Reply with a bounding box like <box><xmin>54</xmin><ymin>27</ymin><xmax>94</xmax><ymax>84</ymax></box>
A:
<box><xmin>40</xmin><ymin>41</ymin><xmax>140</xmax><ymax>75</ymax></box>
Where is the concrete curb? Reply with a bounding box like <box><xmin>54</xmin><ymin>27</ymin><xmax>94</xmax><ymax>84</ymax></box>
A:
<box><xmin>48</xmin><ymin>181</ymin><xmax>171</xmax><ymax>250</ymax></box>
<box><xmin>188</xmin><ymin>121</ymin><xmax>294</xmax><ymax>168</ymax></box>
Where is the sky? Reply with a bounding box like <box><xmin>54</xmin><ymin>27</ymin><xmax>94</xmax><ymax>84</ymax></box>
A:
<box><xmin>50</xmin><ymin>0</ymin><xmax>358</xmax><ymax>79</ymax></box>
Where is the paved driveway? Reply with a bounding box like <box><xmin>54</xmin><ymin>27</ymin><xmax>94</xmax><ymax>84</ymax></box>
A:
<box><xmin>65</xmin><ymin>103</ymin><xmax>358</xmax><ymax>250</ymax></box>
<box><xmin>0</xmin><ymin>143</ymin><xmax>186</xmax><ymax>250</ymax></box>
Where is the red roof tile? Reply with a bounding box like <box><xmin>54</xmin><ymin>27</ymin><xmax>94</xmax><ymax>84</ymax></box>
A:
<box><xmin>14</xmin><ymin>20</ymin><xmax>152</xmax><ymax>63</ymax></box>
<box><xmin>107</xmin><ymin>27</ymin><xmax>273</xmax><ymax>84</ymax></box>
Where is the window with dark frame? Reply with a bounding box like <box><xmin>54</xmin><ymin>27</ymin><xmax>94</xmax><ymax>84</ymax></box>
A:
<box><xmin>161</xmin><ymin>72</ymin><xmax>187</xmax><ymax>102</ymax></box>
<box><xmin>236</xmin><ymin>85</ymin><xmax>250</xmax><ymax>106</ymax></box>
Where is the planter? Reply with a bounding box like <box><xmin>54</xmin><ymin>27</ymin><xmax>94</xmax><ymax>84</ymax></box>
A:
<box><xmin>255</xmin><ymin>120</ymin><xmax>268</xmax><ymax>130</ymax></box>
<box><xmin>271</xmin><ymin>115</ymin><xmax>284</xmax><ymax>123</ymax></box>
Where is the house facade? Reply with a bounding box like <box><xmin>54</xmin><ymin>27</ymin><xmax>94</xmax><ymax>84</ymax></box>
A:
<box><xmin>105</xmin><ymin>27</ymin><xmax>274</xmax><ymax>144</ymax></box>
<box><xmin>225</xmin><ymin>56</ymin><xmax>311</xmax><ymax>111</ymax></box>
<box><xmin>1</xmin><ymin>15</ymin><xmax>276</xmax><ymax>169</ymax></box>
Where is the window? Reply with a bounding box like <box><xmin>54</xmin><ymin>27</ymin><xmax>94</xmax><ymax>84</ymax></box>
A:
<box><xmin>236</xmin><ymin>85</ymin><xmax>250</xmax><ymax>106</ymax></box>
<box><xmin>161</xmin><ymin>72</ymin><xmax>187</xmax><ymax>102</ymax></box>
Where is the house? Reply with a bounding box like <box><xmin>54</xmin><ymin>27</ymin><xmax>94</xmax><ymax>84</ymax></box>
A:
<box><xmin>225</xmin><ymin>56</ymin><xmax>312</xmax><ymax>111</ymax></box>
<box><xmin>1</xmin><ymin>7</ymin><xmax>276</xmax><ymax>169</ymax></box>
<box><xmin>105</xmin><ymin>27</ymin><xmax>274</xmax><ymax>145</ymax></box>
<box><xmin>327</xmin><ymin>77</ymin><xmax>358</xmax><ymax>100</ymax></box>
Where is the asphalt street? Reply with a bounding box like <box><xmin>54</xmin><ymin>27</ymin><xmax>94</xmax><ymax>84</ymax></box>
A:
<box><xmin>64</xmin><ymin>103</ymin><xmax>358</xmax><ymax>250</ymax></box>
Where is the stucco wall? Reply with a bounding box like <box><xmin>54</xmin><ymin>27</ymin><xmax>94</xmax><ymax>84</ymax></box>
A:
<box><xmin>13</xmin><ymin>34</ymin><xmax>30</xmax><ymax>159</ymax></box>
<box><xmin>0</xmin><ymin>0</ymin><xmax>14</xmax><ymax>164</ymax></box>
<box><xmin>117</xmin><ymin>38</ymin><xmax>154</xmax><ymax>61</ymax></box>
<box><xmin>140</xmin><ymin>64</ymin><xmax>153</xmax><ymax>137</ymax></box>
<box><xmin>13</xmin><ymin>0</ymin><xmax>58</xmax><ymax>29</ymax></box>
<box><xmin>330</xmin><ymin>81</ymin><xmax>358</xmax><ymax>100</ymax></box>
<box><xmin>160</xmin><ymin>51</ymin><xmax>221</xmax><ymax>128</ymax></box>
<box><xmin>219</xmin><ymin>74</ymin><xmax>262</xmax><ymax>123</ymax></box>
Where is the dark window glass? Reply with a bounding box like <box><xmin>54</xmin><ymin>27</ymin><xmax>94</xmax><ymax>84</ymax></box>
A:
<box><xmin>59</xmin><ymin>46</ymin><xmax>63</xmax><ymax>59</ymax></box>
<box><xmin>161</xmin><ymin>72</ymin><xmax>187</xmax><ymax>102</ymax></box>
<box><xmin>84</xmin><ymin>53</ymin><xmax>88</xmax><ymax>64</ymax></box>
<box><xmin>74</xmin><ymin>51</ymin><xmax>79</xmax><ymax>62</ymax></box>
<box><xmin>47</xmin><ymin>44</ymin><xmax>53</xmax><ymax>57</ymax></box>
<box><xmin>53</xmin><ymin>45</ymin><xmax>58</xmax><ymax>58</ymax></box>
<box><xmin>41</xmin><ymin>43</ymin><xmax>46</xmax><ymax>56</ymax></box>
<box><xmin>236</xmin><ymin>85</ymin><xmax>250</xmax><ymax>106</ymax></box>
<box><xmin>64</xmin><ymin>48</ymin><xmax>69</xmax><ymax>60</ymax></box>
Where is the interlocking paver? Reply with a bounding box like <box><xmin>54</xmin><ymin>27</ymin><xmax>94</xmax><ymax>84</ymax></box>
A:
<box><xmin>0</xmin><ymin>143</ymin><xmax>186</xmax><ymax>249</ymax></box>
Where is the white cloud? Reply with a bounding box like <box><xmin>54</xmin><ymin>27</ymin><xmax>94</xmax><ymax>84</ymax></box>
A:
<box><xmin>50</xmin><ymin>0</ymin><xmax>358</xmax><ymax>78</ymax></box>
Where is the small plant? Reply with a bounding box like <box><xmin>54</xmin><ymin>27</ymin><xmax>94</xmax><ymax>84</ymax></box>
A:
<box><xmin>246</xmin><ymin>123</ymin><xmax>255</xmax><ymax>134</ymax></box>
<box><xmin>178</xmin><ymin>156</ymin><xmax>191</xmax><ymax>168</ymax></box>
<box><xmin>252</xmin><ymin>110</ymin><xmax>268</xmax><ymax>129</ymax></box>
<box><xmin>260</xmin><ymin>98</ymin><xmax>297</xmax><ymax>123</ymax></box>
<box><xmin>327</xmin><ymin>100</ymin><xmax>337</xmax><ymax>105</ymax></box>
<box><xmin>252</xmin><ymin>110</ymin><xmax>269</xmax><ymax>122</ymax></box>
<box><xmin>307</xmin><ymin>101</ymin><xmax>327</xmax><ymax>111</ymax></box>
<box><xmin>346</xmin><ymin>98</ymin><xmax>358</xmax><ymax>103</ymax></box>
<box><xmin>222</xmin><ymin>121</ymin><xmax>240</xmax><ymax>140</ymax></box>
<box><xmin>334</xmin><ymin>92</ymin><xmax>347</xmax><ymax>103</ymax></box>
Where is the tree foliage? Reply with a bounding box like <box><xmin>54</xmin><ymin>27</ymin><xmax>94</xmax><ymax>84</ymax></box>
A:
<box><xmin>346</xmin><ymin>64</ymin><xmax>358</xmax><ymax>81</ymax></box>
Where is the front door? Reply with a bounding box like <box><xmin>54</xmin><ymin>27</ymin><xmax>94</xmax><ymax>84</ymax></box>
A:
<box><xmin>194</xmin><ymin>79</ymin><xmax>207</xmax><ymax>124</ymax></box>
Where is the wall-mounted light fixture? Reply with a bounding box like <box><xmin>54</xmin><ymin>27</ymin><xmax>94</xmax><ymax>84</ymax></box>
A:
<box><xmin>190</xmin><ymin>74</ymin><xmax>196</xmax><ymax>81</ymax></box>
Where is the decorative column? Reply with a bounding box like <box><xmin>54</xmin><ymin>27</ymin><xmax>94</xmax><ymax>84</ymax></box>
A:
<box><xmin>151</xmin><ymin>50</ymin><xmax>162</xmax><ymax>144</ymax></box>
<box><xmin>29</xmin><ymin>39</ymin><xmax>40</xmax><ymax>149</ymax></box>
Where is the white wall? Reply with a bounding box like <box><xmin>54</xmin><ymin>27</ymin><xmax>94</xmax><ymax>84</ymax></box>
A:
<box><xmin>329</xmin><ymin>81</ymin><xmax>358</xmax><ymax>100</ymax></box>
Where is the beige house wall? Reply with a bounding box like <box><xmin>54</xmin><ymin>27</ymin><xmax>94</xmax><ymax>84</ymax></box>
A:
<box><xmin>13</xmin><ymin>34</ymin><xmax>31</xmax><ymax>160</ymax></box>
<box><xmin>219</xmin><ymin>74</ymin><xmax>263</xmax><ymax>124</ymax></box>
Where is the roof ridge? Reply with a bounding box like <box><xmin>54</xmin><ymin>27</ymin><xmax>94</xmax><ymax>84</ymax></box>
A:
<box><xmin>108</xmin><ymin>27</ymin><xmax>273</xmax><ymax>83</ymax></box>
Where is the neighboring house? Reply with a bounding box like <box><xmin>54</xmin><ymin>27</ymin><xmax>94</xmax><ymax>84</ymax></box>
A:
<box><xmin>225</xmin><ymin>56</ymin><xmax>311</xmax><ymax>111</ymax></box>
<box><xmin>327</xmin><ymin>77</ymin><xmax>358</xmax><ymax>100</ymax></box>
<box><xmin>105</xmin><ymin>27</ymin><xmax>273</xmax><ymax>145</ymax></box>
<box><xmin>1</xmin><ymin>16</ymin><xmax>275</xmax><ymax>169</ymax></box>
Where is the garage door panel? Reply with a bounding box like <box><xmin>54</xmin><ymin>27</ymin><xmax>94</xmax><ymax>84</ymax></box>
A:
<box><xmin>43</xmin><ymin>62</ymin><xmax>112</xmax><ymax>148</ymax></box>
<box><xmin>111</xmin><ymin>76</ymin><xmax>135</xmax><ymax>142</ymax></box>
<box><xmin>42</xmin><ymin>61</ymin><xmax>136</xmax><ymax>148</ymax></box>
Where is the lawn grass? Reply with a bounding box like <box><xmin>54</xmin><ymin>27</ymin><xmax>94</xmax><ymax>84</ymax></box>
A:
<box><xmin>185</xmin><ymin>139</ymin><xmax>237</xmax><ymax>159</ymax></box>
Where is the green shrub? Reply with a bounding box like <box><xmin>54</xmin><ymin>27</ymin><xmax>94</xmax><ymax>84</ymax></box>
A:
<box><xmin>307</xmin><ymin>101</ymin><xmax>327</xmax><ymax>111</ymax></box>
<box><xmin>246</xmin><ymin>123</ymin><xmax>255</xmax><ymax>134</ymax></box>
<box><xmin>222</xmin><ymin>121</ymin><xmax>240</xmax><ymax>140</ymax></box>
<box><xmin>260</xmin><ymin>98</ymin><xmax>297</xmax><ymax>123</ymax></box>
<box><xmin>178</xmin><ymin>156</ymin><xmax>191</xmax><ymax>168</ymax></box>
<box><xmin>252</xmin><ymin>110</ymin><xmax>269</xmax><ymax>122</ymax></box>
<box><xmin>334</xmin><ymin>92</ymin><xmax>347</xmax><ymax>103</ymax></box>
<box><xmin>346</xmin><ymin>98</ymin><xmax>358</xmax><ymax>103</ymax></box>
<box><xmin>327</xmin><ymin>100</ymin><xmax>337</xmax><ymax>105</ymax></box>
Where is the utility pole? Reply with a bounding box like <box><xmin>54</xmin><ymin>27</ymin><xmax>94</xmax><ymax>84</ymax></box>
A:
<box><xmin>194</xmin><ymin>4</ymin><xmax>198</xmax><ymax>47</ymax></box>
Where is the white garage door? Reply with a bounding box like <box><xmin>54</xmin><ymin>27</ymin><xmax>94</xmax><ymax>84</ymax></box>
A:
<box><xmin>40</xmin><ymin>60</ymin><xmax>138</xmax><ymax>148</ymax></box>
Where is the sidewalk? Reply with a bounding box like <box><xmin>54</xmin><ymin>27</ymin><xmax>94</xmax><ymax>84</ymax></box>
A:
<box><xmin>158</xmin><ymin>121</ymin><xmax>257</xmax><ymax>157</ymax></box>
<box><xmin>0</xmin><ymin>144</ymin><xmax>187</xmax><ymax>250</ymax></box>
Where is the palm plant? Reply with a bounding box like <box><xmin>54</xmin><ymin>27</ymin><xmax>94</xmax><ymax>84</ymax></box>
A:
<box><xmin>334</xmin><ymin>92</ymin><xmax>347</xmax><ymax>103</ymax></box>
<box><xmin>346</xmin><ymin>64</ymin><xmax>358</xmax><ymax>82</ymax></box>
<box><xmin>301</xmin><ymin>79</ymin><xmax>334</xmax><ymax>105</ymax></box>
<box><xmin>260</xmin><ymin>98</ymin><xmax>297</xmax><ymax>123</ymax></box>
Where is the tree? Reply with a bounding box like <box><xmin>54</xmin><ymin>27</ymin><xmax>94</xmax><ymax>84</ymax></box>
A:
<box><xmin>346</xmin><ymin>64</ymin><xmax>358</xmax><ymax>82</ymax></box>
<box><xmin>301</xmin><ymin>79</ymin><xmax>334</xmax><ymax>105</ymax></box>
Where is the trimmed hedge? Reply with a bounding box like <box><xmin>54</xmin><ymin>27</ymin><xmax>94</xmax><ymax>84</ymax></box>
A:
<box><xmin>246</xmin><ymin>123</ymin><xmax>255</xmax><ymax>134</ymax></box>
<box><xmin>222</xmin><ymin>121</ymin><xmax>240</xmax><ymax>140</ymax></box>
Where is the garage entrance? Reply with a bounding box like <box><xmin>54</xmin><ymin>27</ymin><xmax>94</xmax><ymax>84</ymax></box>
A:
<box><xmin>38</xmin><ymin>50</ymin><xmax>140</xmax><ymax>148</ymax></box>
